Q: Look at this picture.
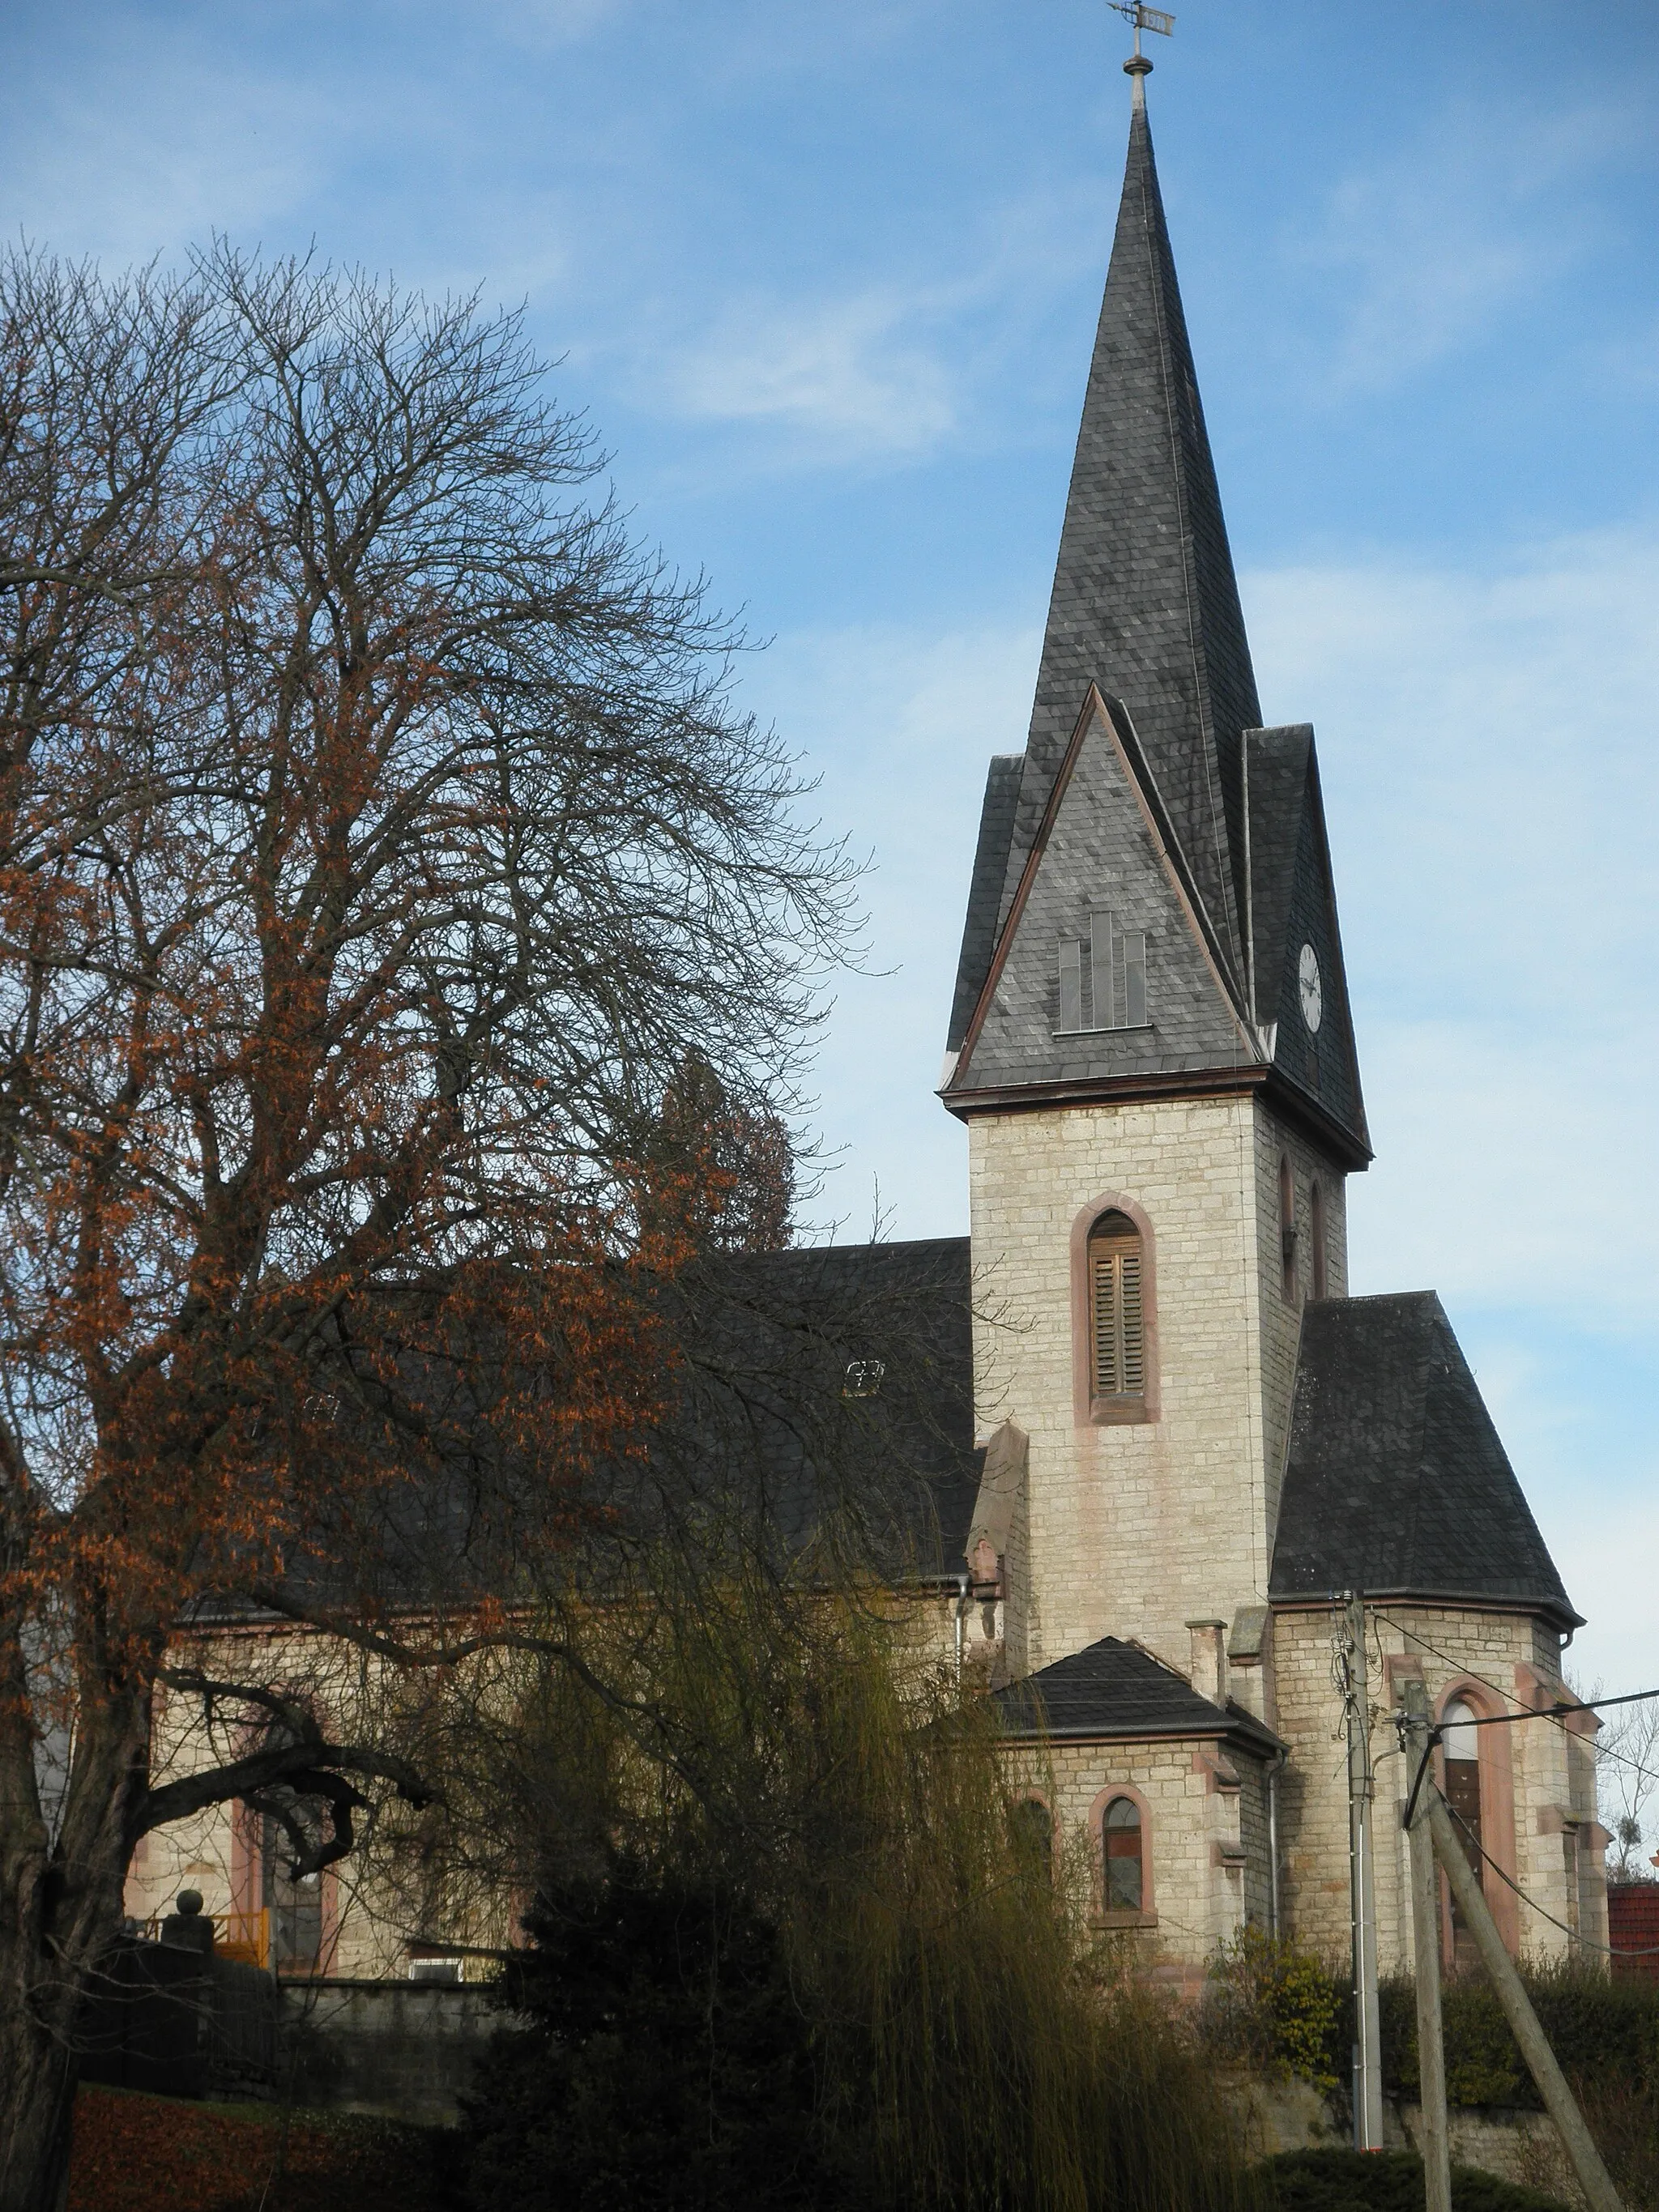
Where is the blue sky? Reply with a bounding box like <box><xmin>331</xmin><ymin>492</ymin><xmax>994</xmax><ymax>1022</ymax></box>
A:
<box><xmin>5</xmin><ymin>1</ymin><xmax>1657</xmax><ymax>1747</ymax></box>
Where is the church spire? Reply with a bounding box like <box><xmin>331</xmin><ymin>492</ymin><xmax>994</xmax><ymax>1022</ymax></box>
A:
<box><xmin>999</xmin><ymin>72</ymin><xmax>1260</xmax><ymax>991</ymax></box>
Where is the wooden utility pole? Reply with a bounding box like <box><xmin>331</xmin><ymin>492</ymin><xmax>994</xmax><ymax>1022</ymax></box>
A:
<box><xmin>1401</xmin><ymin>1684</ymin><xmax>1451</xmax><ymax>2212</ymax></box>
<box><xmin>1344</xmin><ymin>1593</ymin><xmax>1385</xmax><ymax>2149</ymax></box>
<box><xmin>1426</xmin><ymin>1787</ymin><xmax>1623</xmax><ymax>2212</ymax></box>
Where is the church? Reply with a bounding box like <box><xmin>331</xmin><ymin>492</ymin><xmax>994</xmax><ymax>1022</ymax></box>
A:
<box><xmin>122</xmin><ymin>49</ymin><xmax>1606</xmax><ymax>2014</ymax></box>
<box><xmin>921</xmin><ymin>49</ymin><xmax>1606</xmax><ymax>1988</ymax></box>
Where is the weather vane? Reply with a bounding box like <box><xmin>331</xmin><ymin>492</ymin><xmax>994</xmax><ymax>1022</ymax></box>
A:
<box><xmin>1106</xmin><ymin>2</ymin><xmax>1172</xmax><ymax>104</ymax></box>
<box><xmin>1107</xmin><ymin>1</ymin><xmax>1175</xmax><ymax>53</ymax></box>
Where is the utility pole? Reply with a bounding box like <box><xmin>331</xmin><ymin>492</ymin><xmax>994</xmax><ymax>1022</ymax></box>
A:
<box><xmin>1341</xmin><ymin>1592</ymin><xmax>1384</xmax><ymax>2150</ymax></box>
<box><xmin>1424</xmin><ymin>1776</ymin><xmax>1623</xmax><ymax>2212</ymax></box>
<box><xmin>1401</xmin><ymin>1683</ymin><xmax>1451</xmax><ymax>2212</ymax></box>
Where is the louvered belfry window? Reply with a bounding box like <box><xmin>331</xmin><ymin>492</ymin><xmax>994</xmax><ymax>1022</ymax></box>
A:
<box><xmin>1090</xmin><ymin>1210</ymin><xmax>1145</xmax><ymax>1402</ymax></box>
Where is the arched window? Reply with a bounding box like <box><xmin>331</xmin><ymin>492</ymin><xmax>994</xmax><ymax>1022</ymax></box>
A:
<box><xmin>261</xmin><ymin>1800</ymin><xmax>325</xmax><ymax>1972</ymax></box>
<box><xmin>1102</xmin><ymin>1796</ymin><xmax>1144</xmax><ymax>1912</ymax></box>
<box><xmin>1089</xmin><ymin>1211</ymin><xmax>1145</xmax><ymax>1404</ymax></box>
<box><xmin>1443</xmin><ymin>1697</ymin><xmax>1483</xmax><ymax>1973</ymax></box>
<box><xmin>1011</xmin><ymin>1797</ymin><xmax>1054</xmax><ymax>1887</ymax></box>
<box><xmin>1278</xmin><ymin>1157</ymin><xmax>1297</xmax><ymax>1302</ymax></box>
<box><xmin>1310</xmin><ymin>1181</ymin><xmax>1328</xmax><ymax>1300</ymax></box>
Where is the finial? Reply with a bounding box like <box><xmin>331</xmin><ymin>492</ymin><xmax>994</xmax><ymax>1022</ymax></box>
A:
<box><xmin>1107</xmin><ymin>2</ymin><xmax>1174</xmax><ymax>109</ymax></box>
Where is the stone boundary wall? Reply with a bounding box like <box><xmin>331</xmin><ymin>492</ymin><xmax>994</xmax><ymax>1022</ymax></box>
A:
<box><xmin>1232</xmin><ymin>2073</ymin><xmax>1585</xmax><ymax>2203</ymax></box>
<box><xmin>283</xmin><ymin>1979</ymin><xmax>505</xmax><ymax>2126</ymax></box>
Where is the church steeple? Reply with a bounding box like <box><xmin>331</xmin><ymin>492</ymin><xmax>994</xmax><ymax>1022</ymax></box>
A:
<box><xmin>1007</xmin><ymin>87</ymin><xmax>1260</xmax><ymax>987</ymax></box>
<box><xmin>943</xmin><ymin>65</ymin><xmax>1367</xmax><ymax>1167</ymax></box>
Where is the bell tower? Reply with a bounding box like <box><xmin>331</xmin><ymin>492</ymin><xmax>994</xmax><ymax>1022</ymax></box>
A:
<box><xmin>941</xmin><ymin>49</ymin><xmax>1369</xmax><ymax>1684</ymax></box>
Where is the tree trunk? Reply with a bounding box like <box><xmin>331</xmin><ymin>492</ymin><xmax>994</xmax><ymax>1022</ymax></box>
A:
<box><xmin>0</xmin><ymin>1998</ymin><xmax>79</xmax><ymax>2212</ymax></box>
<box><xmin>0</xmin><ymin>1688</ymin><xmax>152</xmax><ymax>2212</ymax></box>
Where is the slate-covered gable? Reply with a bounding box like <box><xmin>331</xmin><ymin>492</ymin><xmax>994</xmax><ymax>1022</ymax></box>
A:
<box><xmin>951</xmin><ymin>694</ymin><xmax>1254</xmax><ymax>1095</ymax></box>
<box><xmin>947</xmin><ymin>755</ymin><xmax>1025</xmax><ymax>1055</ymax></box>
<box><xmin>1270</xmin><ymin>1293</ymin><xmax>1578</xmax><ymax>1629</ymax></box>
<box><xmin>996</xmin><ymin>1633</ymin><xmax>1281</xmax><ymax>1754</ymax></box>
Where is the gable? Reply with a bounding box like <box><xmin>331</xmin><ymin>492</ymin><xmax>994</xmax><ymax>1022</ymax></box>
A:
<box><xmin>949</xmin><ymin>693</ymin><xmax>1255</xmax><ymax>1097</ymax></box>
<box><xmin>1246</xmin><ymin>727</ymin><xmax>1368</xmax><ymax>1157</ymax></box>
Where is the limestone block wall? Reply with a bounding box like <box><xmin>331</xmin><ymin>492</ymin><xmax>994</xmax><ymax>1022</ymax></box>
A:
<box><xmin>1271</xmin><ymin>1603</ymin><xmax>1604</xmax><ymax>1974</ymax></box>
<box><xmin>1004</xmin><ymin>1733</ymin><xmax>1271</xmax><ymax>1981</ymax></box>
<box><xmin>1252</xmin><ymin>1106</ymin><xmax>1348</xmax><ymax>1536</ymax></box>
<box><xmin>967</xmin><ymin>1093</ymin><xmax>1342</xmax><ymax>1677</ymax></box>
<box><xmin>126</xmin><ymin>1626</ymin><xmax>508</xmax><ymax>1983</ymax></box>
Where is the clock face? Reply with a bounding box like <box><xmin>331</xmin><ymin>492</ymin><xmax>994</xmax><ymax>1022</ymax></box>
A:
<box><xmin>1298</xmin><ymin>943</ymin><xmax>1323</xmax><ymax>1034</ymax></box>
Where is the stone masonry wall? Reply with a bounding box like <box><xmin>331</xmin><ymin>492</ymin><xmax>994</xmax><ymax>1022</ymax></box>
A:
<box><xmin>1004</xmin><ymin>1734</ymin><xmax>1270</xmax><ymax>1988</ymax></box>
<box><xmin>966</xmin><ymin>1093</ymin><xmax>1346</xmax><ymax>1681</ymax></box>
<box><xmin>1272</xmin><ymin>1603</ymin><xmax>1606</xmax><ymax>1974</ymax></box>
<box><xmin>1252</xmin><ymin>1105</ymin><xmax>1347</xmax><ymax>1538</ymax></box>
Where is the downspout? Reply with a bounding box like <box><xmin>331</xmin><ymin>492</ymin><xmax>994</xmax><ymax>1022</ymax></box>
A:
<box><xmin>1267</xmin><ymin>1747</ymin><xmax>1287</xmax><ymax>1940</ymax></box>
<box><xmin>954</xmin><ymin>1574</ymin><xmax>970</xmax><ymax>1683</ymax></box>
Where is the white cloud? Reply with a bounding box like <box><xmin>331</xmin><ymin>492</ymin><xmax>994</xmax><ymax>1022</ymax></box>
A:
<box><xmin>652</xmin><ymin>181</ymin><xmax>1102</xmax><ymax>469</ymax></box>
<box><xmin>744</xmin><ymin>617</ymin><xmax>1040</xmax><ymax>1234</ymax></box>
<box><xmin>1293</xmin><ymin>100</ymin><xmax>1614</xmax><ymax>390</ymax></box>
<box><xmin>1244</xmin><ymin>528</ymin><xmax>1659</xmax><ymax>1324</ymax></box>
<box><xmin>671</xmin><ymin>289</ymin><xmax>957</xmax><ymax>455</ymax></box>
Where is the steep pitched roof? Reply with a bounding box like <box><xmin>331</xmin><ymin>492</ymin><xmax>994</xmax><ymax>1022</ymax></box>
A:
<box><xmin>204</xmin><ymin>1238</ymin><xmax>984</xmax><ymax>1626</ymax></box>
<box><xmin>946</xmin><ymin>755</ymin><xmax>1024</xmax><ymax>1054</ymax></box>
<box><xmin>1269</xmin><ymin>1294</ymin><xmax>1579</xmax><ymax>1629</ymax></box>
<box><xmin>995</xmin><ymin>1633</ymin><xmax>1281</xmax><ymax>1756</ymax></box>
<box><xmin>978</xmin><ymin>99</ymin><xmax>1260</xmax><ymax>1018</ymax></box>
<box><xmin>1243</xmin><ymin>726</ymin><xmax>1368</xmax><ymax>1154</ymax></box>
<box><xmin>943</xmin><ymin>102</ymin><xmax>1371</xmax><ymax>1161</ymax></box>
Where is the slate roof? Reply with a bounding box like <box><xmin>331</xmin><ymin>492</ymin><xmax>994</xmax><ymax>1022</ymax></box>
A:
<box><xmin>991</xmin><ymin>100</ymin><xmax>1260</xmax><ymax>1003</ymax></box>
<box><xmin>225</xmin><ymin>1236</ymin><xmax>986</xmax><ymax>1626</ymax></box>
<box><xmin>693</xmin><ymin>1236</ymin><xmax>982</xmax><ymax>1579</ymax></box>
<box><xmin>942</xmin><ymin>95</ymin><xmax>1368</xmax><ymax>1158</ymax></box>
<box><xmin>1244</xmin><ymin>726</ymin><xmax>1368</xmax><ymax>1152</ymax></box>
<box><xmin>1269</xmin><ymin>1294</ymin><xmax>1579</xmax><ymax>1630</ymax></box>
<box><xmin>946</xmin><ymin>755</ymin><xmax>1024</xmax><ymax>1054</ymax></box>
<box><xmin>949</xmin><ymin>691</ymin><xmax>1256</xmax><ymax>1095</ymax></box>
<box><xmin>995</xmin><ymin>1634</ymin><xmax>1282</xmax><ymax>1756</ymax></box>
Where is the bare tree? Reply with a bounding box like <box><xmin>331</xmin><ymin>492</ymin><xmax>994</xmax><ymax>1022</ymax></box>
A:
<box><xmin>1596</xmin><ymin>1695</ymin><xmax>1659</xmax><ymax>1884</ymax></box>
<box><xmin>0</xmin><ymin>242</ymin><xmax>855</xmax><ymax>2212</ymax></box>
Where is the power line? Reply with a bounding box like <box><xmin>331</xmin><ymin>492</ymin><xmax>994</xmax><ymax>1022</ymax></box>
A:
<box><xmin>1443</xmin><ymin>1798</ymin><xmax>1659</xmax><ymax>1960</ymax></box>
<box><xmin>1368</xmin><ymin>1610</ymin><xmax>1657</xmax><ymax>1785</ymax></box>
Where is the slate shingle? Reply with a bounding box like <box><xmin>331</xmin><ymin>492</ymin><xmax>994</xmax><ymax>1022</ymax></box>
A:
<box><xmin>1269</xmin><ymin>1293</ymin><xmax>1578</xmax><ymax>1628</ymax></box>
<box><xmin>995</xmin><ymin>1633</ymin><xmax>1282</xmax><ymax>1754</ymax></box>
<box><xmin>994</xmin><ymin>102</ymin><xmax>1260</xmax><ymax>1000</ymax></box>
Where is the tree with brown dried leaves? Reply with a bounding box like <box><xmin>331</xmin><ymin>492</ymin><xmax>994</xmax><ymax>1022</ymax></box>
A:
<box><xmin>0</xmin><ymin>241</ymin><xmax>855</xmax><ymax>2212</ymax></box>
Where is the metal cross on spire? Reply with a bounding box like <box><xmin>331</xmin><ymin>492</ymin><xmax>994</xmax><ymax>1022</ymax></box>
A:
<box><xmin>1107</xmin><ymin>2</ymin><xmax>1174</xmax><ymax>105</ymax></box>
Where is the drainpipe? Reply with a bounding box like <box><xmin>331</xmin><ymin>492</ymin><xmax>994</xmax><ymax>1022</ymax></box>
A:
<box><xmin>1267</xmin><ymin>1748</ymin><xmax>1288</xmax><ymax>1940</ymax></box>
<box><xmin>954</xmin><ymin>1574</ymin><xmax>970</xmax><ymax>1683</ymax></box>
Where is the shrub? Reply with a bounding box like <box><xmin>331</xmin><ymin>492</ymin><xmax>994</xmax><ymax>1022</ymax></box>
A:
<box><xmin>462</xmin><ymin>1852</ymin><xmax>827</xmax><ymax>2212</ymax></box>
<box><xmin>1258</xmin><ymin>2148</ymin><xmax>1568</xmax><ymax>2212</ymax></box>
<box><xmin>461</xmin><ymin>1594</ymin><xmax>1256</xmax><ymax>2212</ymax></box>
<box><xmin>1201</xmin><ymin>1929</ymin><xmax>1347</xmax><ymax>2093</ymax></box>
<box><xmin>1379</xmin><ymin>1960</ymin><xmax>1659</xmax><ymax>2111</ymax></box>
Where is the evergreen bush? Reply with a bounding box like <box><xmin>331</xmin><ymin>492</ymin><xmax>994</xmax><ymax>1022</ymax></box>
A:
<box><xmin>461</xmin><ymin>1852</ymin><xmax>829</xmax><ymax>2212</ymax></box>
<box><xmin>1201</xmin><ymin>1929</ymin><xmax>1347</xmax><ymax>2092</ymax></box>
<box><xmin>1258</xmin><ymin>2148</ymin><xmax>1568</xmax><ymax>2212</ymax></box>
<box><xmin>1378</xmin><ymin>1960</ymin><xmax>1659</xmax><ymax>2109</ymax></box>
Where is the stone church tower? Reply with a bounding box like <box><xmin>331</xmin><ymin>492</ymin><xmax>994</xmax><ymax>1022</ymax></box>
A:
<box><xmin>944</xmin><ymin>62</ymin><xmax>1606</xmax><ymax>1984</ymax></box>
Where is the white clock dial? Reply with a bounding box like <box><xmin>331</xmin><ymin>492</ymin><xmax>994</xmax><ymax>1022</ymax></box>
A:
<box><xmin>1298</xmin><ymin>943</ymin><xmax>1323</xmax><ymax>1034</ymax></box>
